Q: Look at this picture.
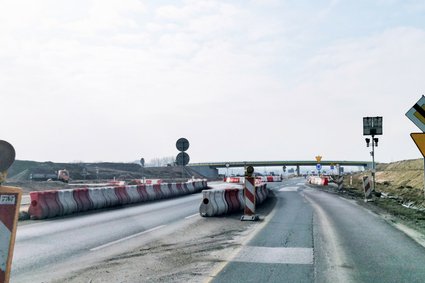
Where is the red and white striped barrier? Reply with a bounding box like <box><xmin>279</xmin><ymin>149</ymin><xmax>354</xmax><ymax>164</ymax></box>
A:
<box><xmin>363</xmin><ymin>176</ymin><xmax>372</xmax><ymax>199</ymax></box>
<box><xmin>199</xmin><ymin>183</ymin><xmax>268</xmax><ymax>217</ymax></box>
<box><xmin>307</xmin><ymin>176</ymin><xmax>329</xmax><ymax>186</ymax></box>
<box><xmin>256</xmin><ymin>176</ymin><xmax>282</xmax><ymax>182</ymax></box>
<box><xmin>243</xmin><ymin>176</ymin><xmax>256</xmax><ymax>218</ymax></box>
<box><xmin>224</xmin><ymin>177</ymin><xmax>244</xmax><ymax>184</ymax></box>
<box><xmin>0</xmin><ymin>186</ymin><xmax>22</xmax><ymax>283</ymax></box>
<box><xmin>28</xmin><ymin>180</ymin><xmax>208</xmax><ymax>220</ymax></box>
<box><xmin>144</xmin><ymin>179</ymin><xmax>162</xmax><ymax>185</ymax></box>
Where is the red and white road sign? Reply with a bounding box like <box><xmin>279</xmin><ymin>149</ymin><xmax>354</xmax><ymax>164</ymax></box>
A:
<box><xmin>241</xmin><ymin>176</ymin><xmax>257</xmax><ymax>221</ymax></box>
<box><xmin>244</xmin><ymin>176</ymin><xmax>256</xmax><ymax>215</ymax></box>
<box><xmin>362</xmin><ymin>176</ymin><xmax>371</xmax><ymax>199</ymax></box>
<box><xmin>0</xmin><ymin>186</ymin><xmax>22</xmax><ymax>283</ymax></box>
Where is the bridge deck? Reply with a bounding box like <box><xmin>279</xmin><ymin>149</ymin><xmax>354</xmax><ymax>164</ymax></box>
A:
<box><xmin>188</xmin><ymin>160</ymin><xmax>370</xmax><ymax>168</ymax></box>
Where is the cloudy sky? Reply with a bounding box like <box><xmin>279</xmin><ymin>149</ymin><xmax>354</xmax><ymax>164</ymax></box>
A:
<box><xmin>2</xmin><ymin>0</ymin><xmax>425</xmax><ymax>164</ymax></box>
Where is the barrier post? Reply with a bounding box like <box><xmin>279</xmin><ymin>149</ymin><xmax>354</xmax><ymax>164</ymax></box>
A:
<box><xmin>0</xmin><ymin>186</ymin><xmax>22</xmax><ymax>283</ymax></box>
<box><xmin>337</xmin><ymin>175</ymin><xmax>344</xmax><ymax>191</ymax></box>
<box><xmin>363</xmin><ymin>175</ymin><xmax>373</xmax><ymax>202</ymax></box>
<box><xmin>241</xmin><ymin>166</ymin><xmax>259</xmax><ymax>221</ymax></box>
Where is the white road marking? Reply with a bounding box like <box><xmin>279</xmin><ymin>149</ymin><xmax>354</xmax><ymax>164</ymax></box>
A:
<box><xmin>232</xmin><ymin>246</ymin><xmax>313</xmax><ymax>265</ymax></box>
<box><xmin>90</xmin><ymin>225</ymin><xmax>166</xmax><ymax>251</ymax></box>
<box><xmin>185</xmin><ymin>213</ymin><xmax>198</xmax><ymax>219</ymax></box>
<box><xmin>279</xmin><ymin>187</ymin><xmax>299</xmax><ymax>192</ymax></box>
<box><xmin>296</xmin><ymin>183</ymin><xmax>306</xmax><ymax>186</ymax></box>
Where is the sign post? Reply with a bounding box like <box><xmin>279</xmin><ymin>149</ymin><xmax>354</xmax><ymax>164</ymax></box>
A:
<box><xmin>406</xmin><ymin>96</ymin><xmax>425</xmax><ymax>198</ymax></box>
<box><xmin>315</xmin><ymin>155</ymin><xmax>322</xmax><ymax>175</ymax></box>
<box><xmin>363</xmin><ymin>116</ymin><xmax>383</xmax><ymax>194</ymax></box>
<box><xmin>176</xmin><ymin>138</ymin><xmax>190</xmax><ymax>179</ymax></box>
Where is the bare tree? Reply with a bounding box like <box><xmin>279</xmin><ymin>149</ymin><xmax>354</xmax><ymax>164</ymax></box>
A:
<box><xmin>147</xmin><ymin>156</ymin><xmax>175</xmax><ymax>167</ymax></box>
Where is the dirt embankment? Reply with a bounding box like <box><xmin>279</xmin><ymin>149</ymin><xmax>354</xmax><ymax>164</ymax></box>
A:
<box><xmin>346</xmin><ymin>159</ymin><xmax>425</xmax><ymax>208</ymax></box>
<box><xmin>340</xmin><ymin>158</ymin><xmax>425</xmax><ymax>234</ymax></box>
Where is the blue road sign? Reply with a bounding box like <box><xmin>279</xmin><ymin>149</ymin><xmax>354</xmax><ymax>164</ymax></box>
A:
<box><xmin>316</xmin><ymin>164</ymin><xmax>322</xmax><ymax>171</ymax></box>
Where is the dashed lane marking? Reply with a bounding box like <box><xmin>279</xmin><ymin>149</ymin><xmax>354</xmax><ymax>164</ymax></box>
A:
<box><xmin>90</xmin><ymin>225</ymin><xmax>166</xmax><ymax>251</ymax></box>
<box><xmin>279</xmin><ymin>187</ymin><xmax>299</xmax><ymax>192</ymax></box>
<box><xmin>185</xmin><ymin>213</ymin><xmax>198</xmax><ymax>219</ymax></box>
<box><xmin>232</xmin><ymin>246</ymin><xmax>313</xmax><ymax>265</ymax></box>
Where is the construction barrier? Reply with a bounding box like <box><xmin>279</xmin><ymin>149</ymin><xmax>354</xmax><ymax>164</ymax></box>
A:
<box><xmin>363</xmin><ymin>176</ymin><xmax>372</xmax><ymax>199</ymax></box>
<box><xmin>224</xmin><ymin>177</ymin><xmax>244</xmax><ymax>184</ymax></box>
<box><xmin>336</xmin><ymin>176</ymin><xmax>344</xmax><ymax>191</ymax></box>
<box><xmin>199</xmin><ymin>183</ymin><xmax>268</xmax><ymax>217</ymax></box>
<box><xmin>256</xmin><ymin>176</ymin><xmax>283</xmax><ymax>182</ymax></box>
<box><xmin>28</xmin><ymin>180</ymin><xmax>208</xmax><ymax>220</ymax></box>
<box><xmin>307</xmin><ymin>176</ymin><xmax>329</xmax><ymax>186</ymax></box>
<box><xmin>0</xmin><ymin>186</ymin><xmax>22</xmax><ymax>283</ymax></box>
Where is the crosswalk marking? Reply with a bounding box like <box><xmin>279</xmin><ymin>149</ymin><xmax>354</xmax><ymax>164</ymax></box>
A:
<box><xmin>232</xmin><ymin>246</ymin><xmax>313</xmax><ymax>265</ymax></box>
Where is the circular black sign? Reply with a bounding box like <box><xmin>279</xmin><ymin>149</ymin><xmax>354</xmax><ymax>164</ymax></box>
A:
<box><xmin>176</xmin><ymin>138</ymin><xmax>189</xmax><ymax>152</ymax></box>
<box><xmin>0</xmin><ymin>140</ymin><xmax>16</xmax><ymax>171</ymax></box>
<box><xmin>176</xmin><ymin>152</ymin><xmax>190</xmax><ymax>166</ymax></box>
<box><xmin>246</xmin><ymin>165</ymin><xmax>254</xmax><ymax>175</ymax></box>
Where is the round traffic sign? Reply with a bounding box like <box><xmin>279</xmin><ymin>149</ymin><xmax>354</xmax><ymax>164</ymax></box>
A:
<box><xmin>246</xmin><ymin>165</ymin><xmax>254</xmax><ymax>176</ymax></box>
<box><xmin>176</xmin><ymin>152</ymin><xmax>190</xmax><ymax>166</ymax></box>
<box><xmin>0</xmin><ymin>140</ymin><xmax>15</xmax><ymax>171</ymax></box>
<box><xmin>176</xmin><ymin>138</ymin><xmax>189</xmax><ymax>152</ymax></box>
<box><xmin>225</xmin><ymin>163</ymin><xmax>230</xmax><ymax>168</ymax></box>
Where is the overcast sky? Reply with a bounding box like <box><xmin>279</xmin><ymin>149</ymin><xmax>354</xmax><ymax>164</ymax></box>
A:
<box><xmin>2</xmin><ymin>0</ymin><xmax>425</xmax><ymax>164</ymax></box>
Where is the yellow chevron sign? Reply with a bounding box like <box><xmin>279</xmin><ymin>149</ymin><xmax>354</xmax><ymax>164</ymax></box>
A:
<box><xmin>411</xmin><ymin>133</ymin><xmax>425</xmax><ymax>157</ymax></box>
<box><xmin>406</xmin><ymin>96</ymin><xmax>425</xmax><ymax>132</ymax></box>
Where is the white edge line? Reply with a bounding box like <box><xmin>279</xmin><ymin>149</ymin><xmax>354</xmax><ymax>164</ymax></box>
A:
<box><xmin>185</xmin><ymin>213</ymin><xmax>199</xmax><ymax>219</ymax></box>
<box><xmin>90</xmin><ymin>225</ymin><xmax>166</xmax><ymax>252</ymax></box>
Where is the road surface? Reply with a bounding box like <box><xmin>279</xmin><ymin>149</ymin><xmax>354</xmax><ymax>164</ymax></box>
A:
<box><xmin>11</xmin><ymin>178</ymin><xmax>425</xmax><ymax>282</ymax></box>
<box><xmin>211</xmin><ymin>178</ymin><xmax>425</xmax><ymax>282</ymax></box>
<box><xmin>11</xmin><ymin>188</ymin><xmax>209</xmax><ymax>282</ymax></box>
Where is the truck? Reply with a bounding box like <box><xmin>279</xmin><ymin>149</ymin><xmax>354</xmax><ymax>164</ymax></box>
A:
<box><xmin>30</xmin><ymin>169</ymin><xmax>70</xmax><ymax>183</ymax></box>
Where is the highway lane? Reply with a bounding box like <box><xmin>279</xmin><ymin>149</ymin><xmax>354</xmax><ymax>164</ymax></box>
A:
<box><xmin>211</xmin><ymin>178</ymin><xmax>425</xmax><ymax>283</ymax></box>
<box><xmin>11</xmin><ymin>186</ymin><xmax>213</xmax><ymax>283</ymax></box>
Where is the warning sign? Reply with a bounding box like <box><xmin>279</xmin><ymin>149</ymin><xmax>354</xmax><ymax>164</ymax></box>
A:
<box><xmin>0</xmin><ymin>186</ymin><xmax>22</xmax><ymax>283</ymax></box>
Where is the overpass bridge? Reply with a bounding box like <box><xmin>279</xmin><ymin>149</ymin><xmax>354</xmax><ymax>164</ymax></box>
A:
<box><xmin>188</xmin><ymin>160</ymin><xmax>371</xmax><ymax>179</ymax></box>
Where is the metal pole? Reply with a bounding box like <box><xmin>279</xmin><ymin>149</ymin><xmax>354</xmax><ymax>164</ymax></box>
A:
<box><xmin>371</xmin><ymin>135</ymin><xmax>376</xmax><ymax>193</ymax></box>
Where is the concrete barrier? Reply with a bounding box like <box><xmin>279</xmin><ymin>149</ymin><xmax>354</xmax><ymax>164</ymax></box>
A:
<box><xmin>28</xmin><ymin>180</ymin><xmax>208</xmax><ymax>220</ymax></box>
<box><xmin>307</xmin><ymin>176</ymin><xmax>329</xmax><ymax>186</ymax></box>
<box><xmin>224</xmin><ymin>177</ymin><xmax>244</xmax><ymax>184</ymax></box>
<box><xmin>199</xmin><ymin>183</ymin><xmax>268</xmax><ymax>217</ymax></box>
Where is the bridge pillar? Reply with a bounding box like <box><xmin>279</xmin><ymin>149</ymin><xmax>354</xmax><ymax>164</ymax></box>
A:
<box><xmin>296</xmin><ymin>165</ymin><xmax>300</xmax><ymax>176</ymax></box>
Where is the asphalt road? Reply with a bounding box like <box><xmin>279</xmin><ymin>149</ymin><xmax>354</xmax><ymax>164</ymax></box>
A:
<box><xmin>11</xmin><ymin>187</ymin><xmax>211</xmax><ymax>283</ymax></box>
<box><xmin>211</xmin><ymin>178</ymin><xmax>425</xmax><ymax>283</ymax></box>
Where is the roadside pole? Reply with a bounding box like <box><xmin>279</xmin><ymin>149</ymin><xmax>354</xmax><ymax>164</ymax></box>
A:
<box><xmin>363</xmin><ymin>117</ymin><xmax>383</xmax><ymax>195</ymax></box>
